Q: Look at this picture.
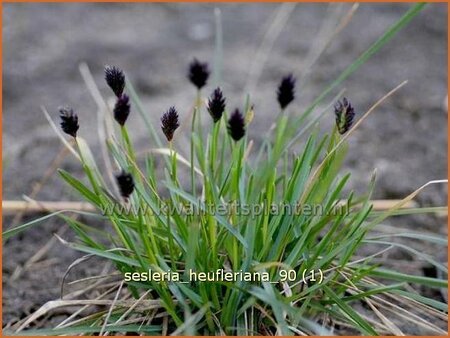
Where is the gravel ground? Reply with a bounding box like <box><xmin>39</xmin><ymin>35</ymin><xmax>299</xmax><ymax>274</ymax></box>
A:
<box><xmin>2</xmin><ymin>2</ymin><xmax>447</xmax><ymax>330</ymax></box>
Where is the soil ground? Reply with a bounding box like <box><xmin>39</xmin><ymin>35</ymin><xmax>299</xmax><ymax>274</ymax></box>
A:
<box><xmin>2</xmin><ymin>3</ymin><xmax>448</xmax><ymax>332</ymax></box>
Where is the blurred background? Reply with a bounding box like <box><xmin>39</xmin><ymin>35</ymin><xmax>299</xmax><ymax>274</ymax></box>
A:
<box><xmin>2</xmin><ymin>3</ymin><xmax>447</xmax><ymax>325</ymax></box>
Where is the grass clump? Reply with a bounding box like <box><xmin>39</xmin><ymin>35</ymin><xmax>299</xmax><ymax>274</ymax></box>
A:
<box><xmin>4</xmin><ymin>3</ymin><xmax>447</xmax><ymax>336</ymax></box>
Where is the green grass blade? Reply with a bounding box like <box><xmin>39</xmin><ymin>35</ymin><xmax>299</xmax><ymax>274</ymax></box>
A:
<box><xmin>322</xmin><ymin>285</ymin><xmax>378</xmax><ymax>335</ymax></box>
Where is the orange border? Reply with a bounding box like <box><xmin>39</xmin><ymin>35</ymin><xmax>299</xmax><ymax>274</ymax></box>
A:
<box><xmin>0</xmin><ymin>1</ymin><xmax>448</xmax><ymax>337</ymax></box>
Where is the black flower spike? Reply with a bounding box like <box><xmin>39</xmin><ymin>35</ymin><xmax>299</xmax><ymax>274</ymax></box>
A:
<box><xmin>188</xmin><ymin>58</ymin><xmax>209</xmax><ymax>89</ymax></box>
<box><xmin>207</xmin><ymin>87</ymin><xmax>226</xmax><ymax>123</ymax></box>
<box><xmin>59</xmin><ymin>106</ymin><xmax>79</xmax><ymax>138</ymax></box>
<box><xmin>161</xmin><ymin>106</ymin><xmax>180</xmax><ymax>142</ymax></box>
<box><xmin>277</xmin><ymin>74</ymin><xmax>296</xmax><ymax>110</ymax></box>
<box><xmin>113</xmin><ymin>94</ymin><xmax>130</xmax><ymax>126</ymax></box>
<box><xmin>227</xmin><ymin>109</ymin><xmax>246</xmax><ymax>141</ymax></box>
<box><xmin>105</xmin><ymin>65</ymin><xmax>125</xmax><ymax>98</ymax></box>
<box><xmin>334</xmin><ymin>97</ymin><xmax>355</xmax><ymax>134</ymax></box>
<box><xmin>116</xmin><ymin>171</ymin><xmax>134</xmax><ymax>199</ymax></box>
